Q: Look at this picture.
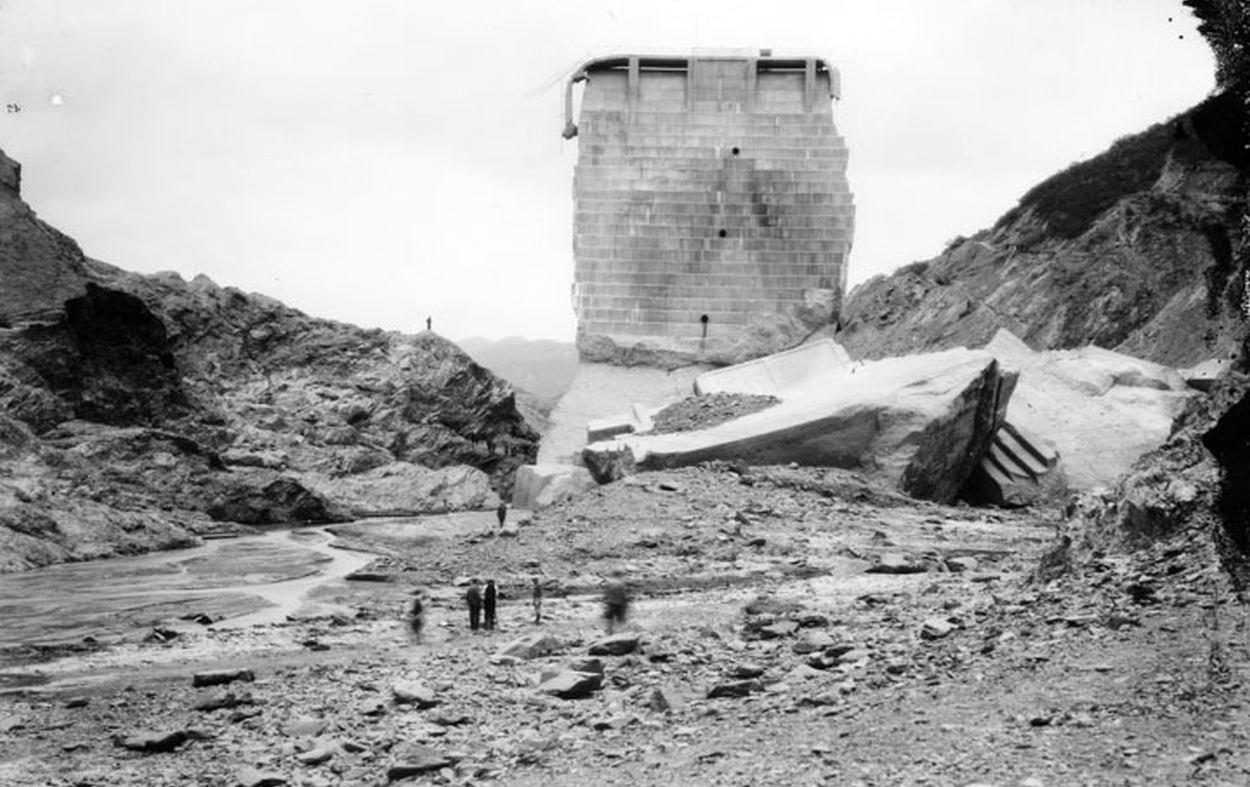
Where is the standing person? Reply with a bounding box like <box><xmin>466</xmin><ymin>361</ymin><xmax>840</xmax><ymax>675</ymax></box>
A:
<box><xmin>484</xmin><ymin>579</ymin><xmax>498</xmax><ymax>630</ymax></box>
<box><xmin>531</xmin><ymin>576</ymin><xmax>544</xmax><ymax>624</ymax></box>
<box><xmin>465</xmin><ymin>578</ymin><xmax>483</xmax><ymax>631</ymax></box>
<box><xmin>408</xmin><ymin>588</ymin><xmax>427</xmax><ymax>643</ymax></box>
<box><xmin>496</xmin><ymin>500</ymin><xmax>508</xmax><ymax>532</ymax></box>
<box><xmin>602</xmin><ymin>569</ymin><xmax>629</xmax><ymax>634</ymax></box>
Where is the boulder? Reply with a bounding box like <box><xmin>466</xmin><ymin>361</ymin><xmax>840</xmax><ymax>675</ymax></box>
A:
<box><xmin>920</xmin><ymin>617</ymin><xmax>957</xmax><ymax>640</ymax></box>
<box><xmin>114</xmin><ymin>728</ymin><xmax>189</xmax><ymax>753</ymax></box>
<box><xmin>391</xmin><ymin>681</ymin><xmax>440</xmax><ymax>709</ymax></box>
<box><xmin>583</xmin><ymin>347</ymin><xmax>1014</xmax><ymax>503</ymax></box>
<box><xmin>645</xmin><ymin>687</ymin><xmax>672</xmax><ymax>713</ymax></box>
<box><xmin>296</xmin><ymin>742</ymin><xmax>335</xmax><ymax>765</ymax></box>
<box><xmin>192</xmin><ymin>691</ymin><xmax>253</xmax><ymax>712</ymax></box>
<box><xmin>727</xmin><ymin>663</ymin><xmax>765</xmax><ymax>679</ymax></box>
<box><xmin>192</xmin><ymin>669</ymin><xmax>255</xmax><ymax>688</ymax></box>
<box><xmin>235</xmin><ymin>769</ymin><xmax>288</xmax><ymax>787</ymax></box>
<box><xmin>568</xmin><ymin>658</ymin><xmax>605</xmax><ymax>675</ymax></box>
<box><xmin>866</xmin><ymin>553</ymin><xmax>926</xmax><ymax>574</ymax></box>
<box><xmin>707</xmin><ymin>679</ymin><xmax>764</xmax><ymax>699</ymax></box>
<box><xmin>206</xmin><ymin>475</ymin><xmax>348</xmax><ymax>525</ymax></box>
<box><xmin>743</xmin><ymin>596</ymin><xmax>805</xmax><ymax>616</ymax></box>
<box><xmin>587</xmin><ymin>633</ymin><xmax>641</xmax><ymax>656</ymax></box>
<box><xmin>304</xmin><ymin>462</ymin><xmax>498</xmax><ymax>517</ymax></box>
<box><xmin>537</xmin><ymin>670</ymin><xmax>603</xmax><ymax>699</ymax></box>
<box><xmin>492</xmin><ymin>633</ymin><xmax>563</xmax><ymax>662</ymax></box>
<box><xmin>792</xmin><ymin>630</ymin><xmax>836</xmax><ymax>654</ymax></box>
<box><xmin>511</xmin><ymin>464</ymin><xmax>598</xmax><ymax>510</ymax></box>
<box><xmin>387</xmin><ymin>744</ymin><xmax>451</xmax><ymax>780</ymax></box>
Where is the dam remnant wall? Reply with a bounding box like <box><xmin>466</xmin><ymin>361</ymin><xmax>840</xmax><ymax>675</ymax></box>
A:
<box><xmin>565</xmin><ymin>54</ymin><xmax>855</xmax><ymax>368</ymax></box>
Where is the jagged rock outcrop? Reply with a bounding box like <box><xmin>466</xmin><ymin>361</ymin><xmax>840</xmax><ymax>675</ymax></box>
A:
<box><xmin>0</xmin><ymin>153</ymin><xmax>90</xmax><ymax>325</ymax></box>
<box><xmin>1056</xmin><ymin>374</ymin><xmax>1250</xmax><ymax>586</ymax></box>
<box><xmin>0</xmin><ymin>148</ymin><xmax>539</xmax><ymax>571</ymax></box>
<box><xmin>839</xmin><ymin>91</ymin><xmax>1249</xmax><ymax>368</ymax></box>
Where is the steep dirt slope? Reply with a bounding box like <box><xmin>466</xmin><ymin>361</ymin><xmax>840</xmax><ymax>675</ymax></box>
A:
<box><xmin>840</xmin><ymin>91</ymin><xmax>1249</xmax><ymax>367</ymax></box>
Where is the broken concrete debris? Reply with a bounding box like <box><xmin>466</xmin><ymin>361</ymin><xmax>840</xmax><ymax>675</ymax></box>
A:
<box><xmin>583</xmin><ymin>347</ymin><xmax>1013</xmax><ymax>504</ymax></box>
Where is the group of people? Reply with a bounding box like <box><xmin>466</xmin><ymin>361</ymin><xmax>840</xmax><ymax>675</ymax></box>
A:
<box><xmin>407</xmin><ymin>571</ymin><xmax>630</xmax><ymax>642</ymax></box>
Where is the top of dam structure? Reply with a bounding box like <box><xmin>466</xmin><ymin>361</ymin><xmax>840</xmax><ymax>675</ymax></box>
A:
<box><xmin>563</xmin><ymin>51</ymin><xmax>855</xmax><ymax>368</ymax></box>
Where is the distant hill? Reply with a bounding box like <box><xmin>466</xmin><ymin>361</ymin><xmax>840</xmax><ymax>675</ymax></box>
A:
<box><xmin>456</xmin><ymin>336</ymin><xmax>578</xmax><ymax>403</ymax></box>
<box><xmin>838</xmin><ymin>90</ymin><xmax>1249</xmax><ymax>367</ymax></box>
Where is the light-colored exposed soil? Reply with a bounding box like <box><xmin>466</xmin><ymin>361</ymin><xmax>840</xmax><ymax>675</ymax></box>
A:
<box><xmin>1</xmin><ymin>465</ymin><xmax>1247</xmax><ymax>786</ymax></box>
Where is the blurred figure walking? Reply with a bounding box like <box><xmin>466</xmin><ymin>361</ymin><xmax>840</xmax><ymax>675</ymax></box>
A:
<box><xmin>408</xmin><ymin>588</ymin><xmax>427</xmax><ymax>643</ymax></box>
<box><xmin>602</xmin><ymin>569</ymin><xmax>629</xmax><ymax>634</ymax></box>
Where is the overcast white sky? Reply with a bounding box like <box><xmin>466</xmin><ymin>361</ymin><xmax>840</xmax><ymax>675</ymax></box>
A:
<box><xmin>0</xmin><ymin>0</ymin><xmax>1216</xmax><ymax>342</ymax></box>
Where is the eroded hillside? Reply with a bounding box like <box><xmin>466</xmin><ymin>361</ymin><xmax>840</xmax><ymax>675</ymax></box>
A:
<box><xmin>839</xmin><ymin>91</ymin><xmax>1249</xmax><ymax>367</ymax></box>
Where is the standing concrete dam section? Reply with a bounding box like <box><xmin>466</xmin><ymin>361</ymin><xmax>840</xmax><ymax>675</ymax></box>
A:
<box><xmin>565</xmin><ymin>54</ymin><xmax>855</xmax><ymax>366</ymax></box>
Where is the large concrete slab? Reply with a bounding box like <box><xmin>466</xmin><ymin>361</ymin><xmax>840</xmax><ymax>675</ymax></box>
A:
<box><xmin>982</xmin><ymin>329</ymin><xmax>1193</xmax><ymax>490</ymax></box>
<box><xmin>584</xmin><ymin>348</ymin><xmax>1014</xmax><ymax>503</ymax></box>
<box><xmin>537</xmin><ymin>362</ymin><xmax>711</xmax><ymax>465</ymax></box>
<box><xmin>693</xmin><ymin>338</ymin><xmax>852</xmax><ymax>397</ymax></box>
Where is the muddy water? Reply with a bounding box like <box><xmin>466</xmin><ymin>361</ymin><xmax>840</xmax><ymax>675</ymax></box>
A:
<box><xmin>0</xmin><ymin>525</ymin><xmax>393</xmax><ymax>650</ymax></box>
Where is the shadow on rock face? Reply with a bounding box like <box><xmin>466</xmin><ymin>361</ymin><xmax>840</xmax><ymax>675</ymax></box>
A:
<box><xmin>1203</xmin><ymin>389</ymin><xmax>1250</xmax><ymax>554</ymax></box>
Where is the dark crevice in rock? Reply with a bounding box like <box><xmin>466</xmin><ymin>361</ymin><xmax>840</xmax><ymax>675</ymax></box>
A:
<box><xmin>1202</xmin><ymin>388</ymin><xmax>1250</xmax><ymax>554</ymax></box>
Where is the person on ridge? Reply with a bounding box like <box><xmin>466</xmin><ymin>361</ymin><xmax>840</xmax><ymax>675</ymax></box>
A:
<box><xmin>465</xmin><ymin>578</ymin><xmax>483</xmax><ymax>631</ymax></box>
<box><xmin>484</xmin><ymin>578</ymin><xmax>498</xmax><ymax>630</ymax></box>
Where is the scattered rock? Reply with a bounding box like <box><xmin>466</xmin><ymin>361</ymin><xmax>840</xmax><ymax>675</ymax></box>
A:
<box><xmin>192</xmin><ymin>668</ymin><xmax>255</xmax><ymax>688</ymax></box>
<box><xmin>193</xmin><ymin>690</ymin><xmax>254</xmax><ymax>712</ymax></box>
<box><xmin>588</xmin><ymin>633</ymin><xmax>640</xmax><ymax>656</ymax></box>
<box><xmin>920</xmin><ymin>618</ymin><xmax>957</xmax><ymax>640</ymax></box>
<box><xmin>492</xmin><ymin>633</ymin><xmax>563</xmax><ymax>663</ymax></box>
<box><xmin>283</xmin><ymin>718</ymin><xmax>327</xmax><ymax>737</ymax></box>
<box><xmin>387</xmin><ymin>744</ymin><xmax>451</xmax><ymax>780</ymax></box>
<box><xmin>568</xmin><ymin>657</ymin><xmax>605</xmax><ymax>675</ymax></box>
<box><xmin>707</xmin><ymin>679</ymin><xmax>764</xmax><ymax>699</ymax></box>
<box><xmin>392</xmin><ymin>681</ymin><xmax>440</xmax><ymax>709</ymax></box>
<box><xmin>296</xmin><ymin>741</ymin><xmax>336</xmax><ymax>765</ymax></box>
<box><xmin>756</xmin><ymin>620</ymin><xmax>799</xmax><ymax>640</ymax></box>
<box><xmin>946</xmin><ymin>556</ymin><xmax>980</xmax><ymax>573</ymax></box>
<box><xmin>645</xmin><ymin>687</ymin><xmax>672</xmax><ymax>713</ymax></box>
<box><xmin>796</xmin><ymin>613</ymin><xmax>830</xmax><ymax>628</ymax></box>
<box><xmin>743</xmin><ymin>595</ymin><xmax>805</xmax><ymax>616</ymax></box>
<box><xmin>537</xmin><ymin>670</ymin><xmax>603</xmax><ymax>700</ymax></box>
<box><xmin>431</xmin><ymin>712</ymin><xmax>471</xmax><ymax>727</ymax></box>
<box><xmin>114</xmin><ymin>728</ymin><xmax>189</xmax><ymax>753</ymax></box>
<box><xmin>728</xmin><ymin>662</ymin><xmax>766</xmax><ymax>679</ymax></box>
<box><xmin>867</xmin><ymin>553</ymin><xmax>927</xmax><ymax>574</ymax></box>
<box><xmin>792</xmin><ymin>630</ymin><xmax>836</xmax><ymax>654</ymax></box>
<box><xmin>235</xmin><ymin>767</ymin><xmax>288</xmax><ymax>787</ymax></box>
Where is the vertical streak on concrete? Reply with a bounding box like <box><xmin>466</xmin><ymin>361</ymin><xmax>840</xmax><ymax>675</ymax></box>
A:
<box><xmin>804</xmin><ymin>58</ymin><xmax>817</xmax><ymax>112</ymax></box>
<box><xmin>628</xmin><ymin>57</ymin><xmax>640</xmax><ymax>122</ymax></box>
<box><xmin>746</xmin><ymin>58</ymin><xmax>758</xmax><ymax>112</ymax></box>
